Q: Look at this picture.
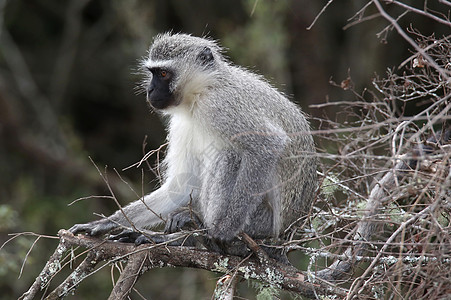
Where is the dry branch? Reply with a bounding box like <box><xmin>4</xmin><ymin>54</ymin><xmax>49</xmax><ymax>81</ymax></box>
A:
<box><xmin>21</xmin><ymin>230</ymin><xmax>347</xmax><ymax>299</ymax></box>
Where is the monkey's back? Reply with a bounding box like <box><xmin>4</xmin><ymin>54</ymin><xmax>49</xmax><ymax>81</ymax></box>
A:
<box><xmin>198</xmin><ymin>65</ymin><xmax>317</xmax><ymax>236</ymax></box>
<box><xmin>253</xmin><ymin>80</ymin><xmax>317</xmax><ymax>234</ymax></box>
<box><xmin>276</xmin><ymin>102</ymin><xmax>317</xmax><ymax>234</ymax></box>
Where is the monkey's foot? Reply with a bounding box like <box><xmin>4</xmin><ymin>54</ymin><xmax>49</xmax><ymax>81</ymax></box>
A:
<box><xmin>165</xmin><ymin>207</ymin><xmax>202</xmax><ymax>234</ymax></box>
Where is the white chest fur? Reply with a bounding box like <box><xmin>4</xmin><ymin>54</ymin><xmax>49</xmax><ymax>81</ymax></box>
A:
<box><xmin>164</xmin><ymin>110</ymin><xmax>224</xmax><ymax>178</ymax></box>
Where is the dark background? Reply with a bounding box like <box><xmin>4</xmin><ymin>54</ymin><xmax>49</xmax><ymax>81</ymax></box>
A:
<box><xmin>0</xmin><ymin>1</ymin><xmax>446</xmax><ymax>299</ymax></box>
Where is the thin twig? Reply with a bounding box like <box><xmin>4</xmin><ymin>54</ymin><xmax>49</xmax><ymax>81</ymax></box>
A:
<box><xmin>373</xmin><ymin>0</ymin><xmax>451</xmax><ymax>80</ymax></box>
<box><xmin>307</xmin><ymin>0</ymin><xmax>334</xmax><ymax>30</ymax></box>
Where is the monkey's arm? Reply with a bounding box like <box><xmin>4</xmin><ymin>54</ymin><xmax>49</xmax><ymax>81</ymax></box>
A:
<box><xmin>205</xmin><ymin>124</ymin><xmax>288</xmax><ymax>241</ymax></box>
<box><xmin>69</xmin><ymin>179</ymin><xmax>193</xmax><ymax>236</ymax></box>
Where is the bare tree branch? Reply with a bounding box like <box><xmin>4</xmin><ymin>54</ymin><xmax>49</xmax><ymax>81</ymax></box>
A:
<box><xmin>20</xmin><ymin>230</ymin><xmax>348</xmax><ymax>299</ymax></box>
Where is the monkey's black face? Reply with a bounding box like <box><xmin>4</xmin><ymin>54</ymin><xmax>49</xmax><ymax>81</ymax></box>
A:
<box><xmin>147</xmin><ymin>67</ymin><xmax>176</xmax><ymax>110</ymax></box>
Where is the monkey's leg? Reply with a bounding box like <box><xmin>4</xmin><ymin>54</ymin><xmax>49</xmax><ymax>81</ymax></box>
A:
<box><xmin>202</xmin><ymin>128</ymin><xmax>287</xmax><ymax>242</ymax></box>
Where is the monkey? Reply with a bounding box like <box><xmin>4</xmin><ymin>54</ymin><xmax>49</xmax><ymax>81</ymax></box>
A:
<box><xmin>69</xmin><ymin>33</ymin><xmax>317</xmax><ymax>260</ymax></box>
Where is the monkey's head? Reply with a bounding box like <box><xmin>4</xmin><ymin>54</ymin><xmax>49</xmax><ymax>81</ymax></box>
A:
<box><xmin>142</xmin><ymin>33</ymin><xmax>223</xmax><ymax>111</ymax></box>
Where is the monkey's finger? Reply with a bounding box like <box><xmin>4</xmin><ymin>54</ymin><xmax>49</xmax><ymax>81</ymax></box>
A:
<box><xmin>108</xmin><ymin>230</ymin><xmax>140</xmax><ymax>242</ymax></box>
<box><xmin>116</xmin><ymin>236</ymin><xmax>135</xmax><ymax>243</ymax></box>
<box><xmin>164</xmin><ymin>218</ymin><xmax>175</xmax><ymax>234</ymax></box>
<box><xmin>134</xmin><ymin>234</ymin><xmax>153</xmax><ymax>245</ymax></box>
<box><xmin>69</xmin><ymin>224</ymin><xmax>92</xmax><ymax>235</ymax></box>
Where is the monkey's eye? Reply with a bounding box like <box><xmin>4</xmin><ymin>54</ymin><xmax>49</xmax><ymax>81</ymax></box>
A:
<box><xmin>158</xmin><ymin>69</ymin><xmax>172</xmax><ymax>80</ymax></box>
<box><xmin>148</xmin><ymin>67</ymin><xmax>171</xmax><ymax>79</ymax></box>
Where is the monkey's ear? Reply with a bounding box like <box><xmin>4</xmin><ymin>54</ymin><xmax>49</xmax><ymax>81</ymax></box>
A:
<box><xmin>197</xmin><ymin>47</ymin><xmax>214</xmax><ymax>64</ymax></box>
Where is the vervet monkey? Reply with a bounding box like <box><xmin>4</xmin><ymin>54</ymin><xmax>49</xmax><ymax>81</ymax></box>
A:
<box><xmin>70</xmin><ymin>33</ymin><xmax>317</xmax><ymax>259</ymax></box>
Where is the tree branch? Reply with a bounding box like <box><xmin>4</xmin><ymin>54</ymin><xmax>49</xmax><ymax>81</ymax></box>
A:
<box><xmin>20</xmin><ymin>230</ymin><xmax>347</xmax><ymax>299</ymax></box>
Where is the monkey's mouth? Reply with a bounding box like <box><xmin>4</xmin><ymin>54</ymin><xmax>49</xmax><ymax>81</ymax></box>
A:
<box><xmin>147</xmin><ymin>97</ymin><xmax>176</xmax><ymax>110</ymax></box>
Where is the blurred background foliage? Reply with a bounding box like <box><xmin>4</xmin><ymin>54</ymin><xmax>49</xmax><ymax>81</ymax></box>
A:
<box><xmin>0</xmin><ymin>0</ymin><xmax>446</xmax><ymax>299</ymax></box>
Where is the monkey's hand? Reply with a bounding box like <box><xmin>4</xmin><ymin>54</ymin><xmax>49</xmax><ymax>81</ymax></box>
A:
<box><xmin>69</xmin><ymin>219</ymin><xmax>118</xmax><ymax>236</ymax></box>
<box><xmin>164</xmin><ymin>207</ymin><xmax>202</xmax><ymax>234</ymax></box>
<box><xmin>108</xmin><ymin>229</ymin><xmax>167</xmax><ymax>245</ymax></box>
<box><xmin>109</xmin><ymin>229</ymin><xmax>196</xmax><ymax>247</ymax></box>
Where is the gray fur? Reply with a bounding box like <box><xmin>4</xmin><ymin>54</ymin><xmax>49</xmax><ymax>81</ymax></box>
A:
<box><xmin>70</xmin><ymin>33</ymin><xmax>317</xmax><ymax>253</ymax></box>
